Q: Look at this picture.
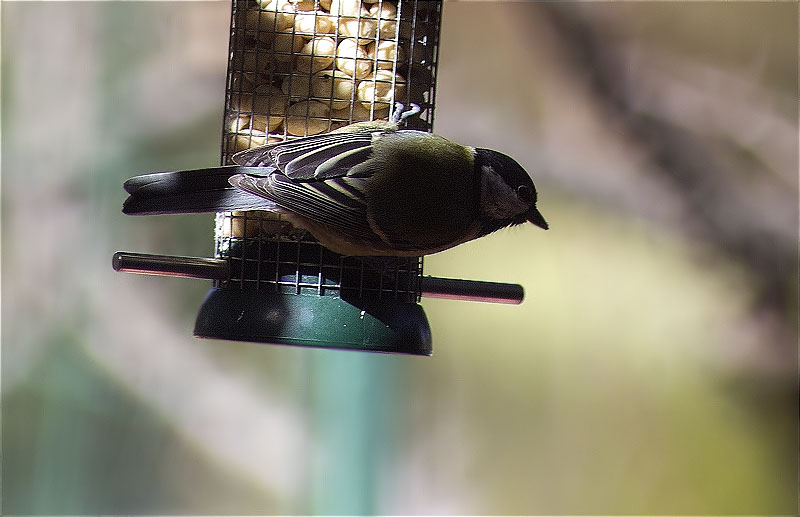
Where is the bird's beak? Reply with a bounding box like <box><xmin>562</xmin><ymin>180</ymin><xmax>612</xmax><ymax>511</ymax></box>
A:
<box><xmin>527</xmin><ymin>206</ymin><xmax>549</xmax><ymax>230</ymax></box>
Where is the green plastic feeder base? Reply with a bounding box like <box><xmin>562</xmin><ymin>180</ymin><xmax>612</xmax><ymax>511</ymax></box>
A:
<box><xmin>194</xmin><ymin>288</ymin><xmax>432</xmax><ymax>355</ymax></box>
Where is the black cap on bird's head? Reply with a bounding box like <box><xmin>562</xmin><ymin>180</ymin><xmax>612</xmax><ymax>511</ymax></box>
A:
<box><xmin>474</xmin><ymin>148</ymin><xmax>548</xmax><ymax>231</ymax></box>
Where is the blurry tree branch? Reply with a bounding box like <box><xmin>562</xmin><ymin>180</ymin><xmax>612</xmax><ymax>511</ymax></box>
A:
<box><xmin>538</xmin><ymin>4</ymin><xmax>797</xmax><ymax>361</ymax></box>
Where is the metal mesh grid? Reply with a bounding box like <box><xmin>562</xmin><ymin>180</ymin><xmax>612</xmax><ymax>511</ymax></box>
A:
<box><xmin>215</xmin><ymin>211</ymin><xmax>423</xmax><ymax>302</ymax></box>
<box><xmin>222</xmin><ymin>0</ymin><xmax>440</xmax><ymax>156</ymax></box>
<box><xmin>214</xmin><ymin>0</ymin><xmax>441</xmax><ymax>302</ymax></box>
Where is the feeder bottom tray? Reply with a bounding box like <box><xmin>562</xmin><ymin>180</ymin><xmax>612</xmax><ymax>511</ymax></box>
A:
<box><xmin>194</xmin><ymin>288</ymin><xmax>432</xmax><ymax>355</ymax></box>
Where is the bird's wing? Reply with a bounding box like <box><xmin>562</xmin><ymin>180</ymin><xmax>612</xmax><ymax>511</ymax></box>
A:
<box><xmin>230</xmin><ymin>128</ymin><xmax>435</xmax><ymax>249</ymax></box>
<box><xmin>229</xmin><ymin>172</ymin><xmax>378</xmax><ymax>241</ymax></box>
<box><xmin>230</xmin><ymin>131</ymin><xmax>385</xmax><ymax>243</ymax></box>
<box><xmin>232</xmin><ymin>131</ymin><xmax>377</xmax><ymax>180</ymax></box>
<box><xmin>231</xmin><ymin>127</ymin><xmax>436</xmax><ymax>181</ymax></box>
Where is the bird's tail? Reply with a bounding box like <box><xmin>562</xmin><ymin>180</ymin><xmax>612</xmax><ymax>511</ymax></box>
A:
<box><xmin>122</xmin><ymin>165</ymin><xmax>279</xmax><ymax>215</ymax></box>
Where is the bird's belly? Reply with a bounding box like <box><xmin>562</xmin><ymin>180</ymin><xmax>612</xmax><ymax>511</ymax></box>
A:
<box><xmin>280</xmin><ymin>212</ymin><xmax>417</xmax><ymax>256</ymax></box>
<box><xmin>282</xmin><ymin>212</ymin><xmax>480</xmax><ymax>257</ymax></box>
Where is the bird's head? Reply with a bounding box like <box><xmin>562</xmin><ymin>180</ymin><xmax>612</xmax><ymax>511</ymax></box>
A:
<box><xmin>474</xmin><ymin>148</ymin><xmax>548</xmax><ymax>234</ymax></box>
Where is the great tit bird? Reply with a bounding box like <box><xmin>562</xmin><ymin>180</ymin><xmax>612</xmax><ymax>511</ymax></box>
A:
<box><xmin>122</xmin><ymin>106</ymin><xmax>548</xmax><ymax>256</ymax></box>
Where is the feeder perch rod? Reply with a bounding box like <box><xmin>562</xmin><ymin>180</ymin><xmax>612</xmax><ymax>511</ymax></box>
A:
<box><xmin>112</xmin><ymin>252</ymin><xmax>229</xmax><ymax>280</ymax></box>
<box><xmin>418</xmin><ymin>277</ymin><xmax>524</xmax><ymax>305</ymax></box>
<box><xmin>113</xmin><ymin>252</ymin><xmax>525</xmax><ymax>304</ymax></box>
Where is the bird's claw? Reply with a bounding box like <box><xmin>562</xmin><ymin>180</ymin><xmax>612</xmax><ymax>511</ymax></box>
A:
<box><xmin>390</xmin><ymin>102</ymin><xmax>421</xmax><ymax>125</ymax></box>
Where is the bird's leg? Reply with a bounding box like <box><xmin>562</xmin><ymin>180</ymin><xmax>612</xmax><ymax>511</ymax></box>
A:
<box><xmin>390</xmin><ymin>102</ymin><xmax>421</xmax><ymax>125</ymax></box>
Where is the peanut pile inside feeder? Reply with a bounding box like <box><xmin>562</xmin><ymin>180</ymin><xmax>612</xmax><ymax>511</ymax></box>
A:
<box><xmin>227</xmin><ymin>0</ymin><xmax>432</xmax><ymax>152</ymax></box>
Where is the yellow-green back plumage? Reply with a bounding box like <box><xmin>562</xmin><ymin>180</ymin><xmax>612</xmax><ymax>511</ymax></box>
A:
<box><xmin>362</xmin><ymin>132</ymin><xmax>478</xmax><ymax>250</ymax></box>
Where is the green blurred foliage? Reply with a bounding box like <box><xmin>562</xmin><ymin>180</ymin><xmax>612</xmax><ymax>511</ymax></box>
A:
<box><xmin>4</xmin><ymin>333</ymin><xmax>278</xmax><ymax>513</ymax></box>
<box><xmin>420</xmin><ymin>201</ymin><xmax>790</xmax><ymax>514</ymax></box>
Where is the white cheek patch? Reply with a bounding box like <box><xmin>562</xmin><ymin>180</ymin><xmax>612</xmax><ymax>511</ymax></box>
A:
<box><xmin>480</xmin><ymin>166</ymin><xmax>529</xmax><ymax>219</ymax></box>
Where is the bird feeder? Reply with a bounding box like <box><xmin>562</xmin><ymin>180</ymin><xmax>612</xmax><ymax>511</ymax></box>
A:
<box><xmin>114</xmin><ymin>0</ymin><xmax>525</xmax><ymax>355</ymax></box>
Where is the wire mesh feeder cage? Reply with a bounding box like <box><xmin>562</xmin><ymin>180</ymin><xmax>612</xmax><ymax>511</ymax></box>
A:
<box><xmin>204</xmin><ymin>208</ymin><xmax>432</xmax><ymax>354</ymax></box>
<box><xmin>114</xmin><ymin>0</ymin><xmax>525</xmax><ymax>355</ymax></box>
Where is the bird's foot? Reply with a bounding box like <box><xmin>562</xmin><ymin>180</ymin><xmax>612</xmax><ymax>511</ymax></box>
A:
<box><xmin>390</xmin><ymin>102</ymin><xmax>421</xmax><ymax>125</ymax></box>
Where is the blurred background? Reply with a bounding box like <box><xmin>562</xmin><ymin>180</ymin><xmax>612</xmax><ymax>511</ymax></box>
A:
<box><xmin>2</xmin><ymin>1</ymin><xmax>797</xmax><ymax>514</ymax></box>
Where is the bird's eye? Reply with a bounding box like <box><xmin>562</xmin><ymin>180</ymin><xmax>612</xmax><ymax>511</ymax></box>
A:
<box><xmin>517</xmin><ymin>185</ymin><xmax>533</xmax><ymax>203</ymax></box>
